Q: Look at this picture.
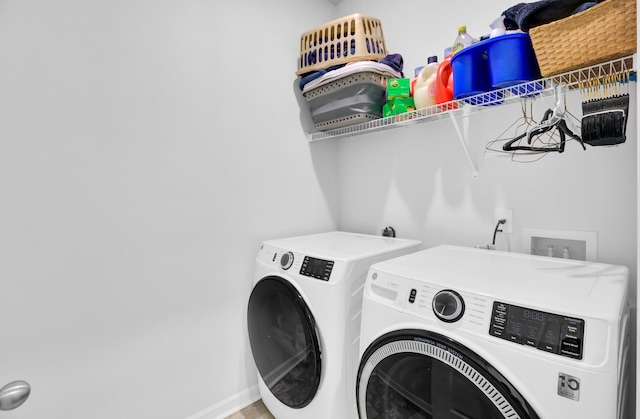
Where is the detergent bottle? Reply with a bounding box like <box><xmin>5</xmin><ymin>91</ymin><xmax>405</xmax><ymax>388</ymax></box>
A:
<box><xmin>410</xmin><ymin>65</ymin><xmax>425</xmax><ymax>97</ymax></box>
<box><xmin>413</xmin><ymin>56</ymin><xmax>438</xmax><ymax>110</ymax></box>
<box><xmin>436</xmin><ymin>52</ymin><xmax>456</xmax><ymax>109</ymax></box>
<box><xmin>451</xmin><ymin>26</ymin><xmax>474</xmax><ymax>55</ymax></box>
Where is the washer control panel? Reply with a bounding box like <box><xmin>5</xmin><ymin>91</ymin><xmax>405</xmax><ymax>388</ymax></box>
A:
<box><xmin>300</xmin><ymin>256</ymin><xmax>334</xmax><ymax>281</ymax></box>
<box><xmin>489</xmin><ymin>301</ymin><xmax>585</xmax><ymax>360</ymax></box>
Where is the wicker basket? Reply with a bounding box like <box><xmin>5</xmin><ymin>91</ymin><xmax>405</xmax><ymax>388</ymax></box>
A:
<box><xmin>529</xmin><ymin>0</ymin><xmax>636</xmax><ymax>77</ymax></box>
<box><xmin>296</xmin><ymin>13</ymin><xmax>387</xmax><ymax>76</ymax></box>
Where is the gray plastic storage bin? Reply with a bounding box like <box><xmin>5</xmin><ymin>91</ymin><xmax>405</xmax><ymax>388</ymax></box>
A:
<box><xmin>303</xmin><ymin>70</ymin><xmax>390</xmax><ymax>131</ymax></box>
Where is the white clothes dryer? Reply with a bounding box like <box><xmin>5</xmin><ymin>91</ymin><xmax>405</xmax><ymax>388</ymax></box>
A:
<box><xmin>357</xmin><ymin>245</ymin><xmax>630</xmax><ymax>419</ymax></box>
<box><xmin>248</xmin><ymin>231</ymin><xmax>421</xmax><ymax>419</ymax></box>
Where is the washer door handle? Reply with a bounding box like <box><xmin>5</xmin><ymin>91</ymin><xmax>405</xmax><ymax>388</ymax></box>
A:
<box><xmin>0</xmin><ymin>380</ymin><xmax>31</xmax><ymax>411</ymax></box>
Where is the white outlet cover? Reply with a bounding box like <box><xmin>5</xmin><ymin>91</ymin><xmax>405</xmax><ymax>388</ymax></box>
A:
<box><xmin>494</xmin><ymin>208</ymin><xmax>513</xmax><ymax>234</ymax></box>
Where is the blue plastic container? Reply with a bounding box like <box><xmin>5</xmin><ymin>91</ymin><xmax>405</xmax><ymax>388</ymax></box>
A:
<box><xmin>451</xmin><ymin>42</ymin><xmax>492</xmax><ymax>99</ymax></box>
<box><xmin>451</xmin><ymin>33</ymin><xmax>541</xmax><ymax>99</ymax></box>
<box><xmin>486</xmin><ymin>33</ymin><xmax>540</xmax><ymax>88</ymax></box>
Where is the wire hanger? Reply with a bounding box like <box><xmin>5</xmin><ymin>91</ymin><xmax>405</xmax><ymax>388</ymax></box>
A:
<box><xmin>501</xmin><ymin>83</ymin><xmax>585</xmax><ymax>154</ymax></box>
<box><xmin>485</xmin><ymin>96</ymin><xmax>537</xmax><ymax>156</ymax></box>
<box><xmin>526</xmin><ymin>83</ymin><xmax>566</xmax><ymax>135</ymax></box>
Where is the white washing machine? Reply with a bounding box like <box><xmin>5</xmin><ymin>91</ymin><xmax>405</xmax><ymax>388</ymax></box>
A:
<box><xmin>247</xmin><ymin>231</ymin><xmax>421</xmax><ymax>419</ymax></box>
<box><xmin>357</xmin><ymin>245</ymin><xmax>630</xmax><ymax>419</ymax></box>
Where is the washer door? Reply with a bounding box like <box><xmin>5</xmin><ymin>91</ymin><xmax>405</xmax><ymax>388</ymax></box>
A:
<box><xmin>357</xmin><ymin>330</ymin><xmax>539</xmax><ymax>419</ymax></box>
<box><xmin>247</xmin><ymin>276</ymin><xmax>321</xmax><ymax>409</ymax></box>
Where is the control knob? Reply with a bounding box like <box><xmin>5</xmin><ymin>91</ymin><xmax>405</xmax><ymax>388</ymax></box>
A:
<box><xmin>432</xmin><ymin>290</ymin><xmax>465</xmax><ymax>322</ymax></box>
<box><xmin>280</xmin><ymin>252</ymin><xmax>294</xmax><ymax>270</ymax></box>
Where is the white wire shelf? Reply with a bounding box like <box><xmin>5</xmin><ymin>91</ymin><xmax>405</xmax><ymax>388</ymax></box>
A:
<box><xmin>308</xmin><ymin>55</ymin><xmax>636</xmax><ymax>142</ymax></box>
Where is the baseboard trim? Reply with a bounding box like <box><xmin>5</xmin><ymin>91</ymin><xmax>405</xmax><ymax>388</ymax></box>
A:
<box><xmin>185</xmin><ymin>385</ymin><xmax>261</xmax><ymax>419</ymax></box>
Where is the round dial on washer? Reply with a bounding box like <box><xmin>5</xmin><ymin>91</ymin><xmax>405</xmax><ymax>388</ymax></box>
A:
<box><xmin>432</xmin><ymin>290</ymin><xmax>465</xmax><ymax>322</ymax></box>
<box><xmin>280</xmin><ymin>252</ymin><xmax>294</xmax><ymax>270</ymax></box>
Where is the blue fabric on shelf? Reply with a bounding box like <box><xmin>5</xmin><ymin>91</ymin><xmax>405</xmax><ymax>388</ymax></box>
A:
<box><xmin>379</xmin><ymin>53</ymin><xmax>404</xmax><ymax>77</ymax></box>
<box><xmin>571</xmin><ymin>2</ymin><xmax>598</xmax><ymax>14</ymax></box>
<box><xmin>299</xmin><ymin>70</ymin><xmax>327</xmax><ymax>90</ymax></box>
<box><xmin>503</xmin><ymin>0</ymin><xmax>604</xmax><ymax>32</ymax></box>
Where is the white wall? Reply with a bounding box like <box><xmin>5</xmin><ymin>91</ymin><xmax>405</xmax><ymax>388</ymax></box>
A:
<box><xmin>0</xmin><ymin>1</ymin><xmax>338</xmax><ymax>418</ymax></box>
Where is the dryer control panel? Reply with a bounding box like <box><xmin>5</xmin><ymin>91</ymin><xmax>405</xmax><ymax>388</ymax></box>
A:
<box><xmin>300</xmin><ymin>256</ymin><xmax>334</xmax><ymax>281</ymax></box>
<box><xmin>489</xmin><ymin>302</ymin><xmax>585</xmax><ymax>360</ymax></box>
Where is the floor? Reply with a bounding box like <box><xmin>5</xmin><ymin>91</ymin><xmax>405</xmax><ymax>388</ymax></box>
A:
<box><xmin>224</xmin><ymin>400</ymin><xmax>275</xmax><ymax>419</ymax></box>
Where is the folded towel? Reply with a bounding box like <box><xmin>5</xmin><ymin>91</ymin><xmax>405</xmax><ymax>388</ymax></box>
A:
<box><xmin>299</xmin><ymin>65</ymin><xmax>344</xmax><ymax>90</ymax></box>
<box><xmin>301</xmin><ymin>61</ymin><xmax>403</xmax><ymax>93</ymax></box>
<box><xmin>503</xmin><ymin>0</ymin><xmax>604</xmax><ymax>32</ymax></box>
<box><xmin>299</xmin><ymin>54</ymin><xmax>404</xmax><ymax>90</ymax></box>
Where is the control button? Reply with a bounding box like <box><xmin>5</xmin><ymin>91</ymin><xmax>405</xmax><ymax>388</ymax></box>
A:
<box><xmin>432</xmin><ymin>290</ymin><xmax>465</xmax><ymax>323</ymax></box>
<box><xmin>508</xmin><ymin>334</ymin><xmax>522</xmax><ymax>344</ymax></box>
<box><xmin>540</xmin><ymin>343</ymin><xmax>558</xmax><ymax>354</ymax></box>
<box><xmin>409</xmin><ymin>289</ymin><xmax>417</xmax><ymax>304</ymax></box>
<box><xmin>490</xmin><ymin>327</ymin><xmax>504</xmax><ymax>337</ymax></box>
<box><xmin>562</xmin><ymin>341</ymin><xmax>580</xmax><ymax>349</ymax></box>
<box><xmin>525</xmin><ymin>339</ymin><xmax>538</xmax><ymax>347</ymax></box>
<box><xmin>560</xmin><ymin>348</ymin><xmax>582</xmax><ymax>359</ymax></box>
<box><xmin>280</xmin><ymin>252</ymin><xmax>294</xmax><ymax>270</ymax></box>
<box><xmin>561</xmin><ymin>338</ymin><xmax>583</xmax><ymax>359</ymax></box>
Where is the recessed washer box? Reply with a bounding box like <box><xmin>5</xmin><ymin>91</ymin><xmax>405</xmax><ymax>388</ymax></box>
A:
<box><xmin>523</xmin><ymin>228</ymin><xmax>597</xmax><ymax>261</ymax></box>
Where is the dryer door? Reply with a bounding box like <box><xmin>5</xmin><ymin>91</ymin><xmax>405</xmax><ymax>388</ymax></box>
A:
<box><xmin>247</xmin><ymin>276</ymin><xmax>321</xmax><ymax>409</ymax></box>
<box><xmin>357</xmin><ymin>330</ymin><xmax>539</xmax><ymax>419</ymax></box>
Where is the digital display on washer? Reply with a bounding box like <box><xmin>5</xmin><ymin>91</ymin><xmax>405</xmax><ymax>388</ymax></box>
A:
<box><xmin>489</xmin><ymin>301</ymin><xmax>584</xmax><ymax>360</ymax></box>
<box><xmin>300</xmin><ymin>256</ymin><xmax>334</xmax><ymax>281</ymax></box>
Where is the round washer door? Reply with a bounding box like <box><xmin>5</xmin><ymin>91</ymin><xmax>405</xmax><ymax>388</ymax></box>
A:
<box><xmin>357</xmin><ymin>330</ymin><xmax>539</xmax><ymax>419</ymax></box>
<box><xmin>247</xmin><ymin>276</ymin><xmax>321</xmax><ymax>409</ymax></box>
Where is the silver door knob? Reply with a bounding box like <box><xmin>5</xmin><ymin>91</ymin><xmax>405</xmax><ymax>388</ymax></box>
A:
<box><xmin>0</xmin><ymin>380</ymin><xmax>30</xmax><ymax>411</ymax></box>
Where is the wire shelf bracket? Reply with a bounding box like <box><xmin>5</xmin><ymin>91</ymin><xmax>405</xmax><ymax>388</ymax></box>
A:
<box><xmin>448</xmin><ymin>109</ymin><xmax>478</xmax><ymax>180</ymax></box>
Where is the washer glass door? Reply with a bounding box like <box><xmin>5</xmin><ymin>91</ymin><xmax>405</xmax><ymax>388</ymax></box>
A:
<box><xmin>357</xmin><ymin>330</ymin><xmax>539</xmax><ymax>419</ymax></box>
<box><xmin>247</xmin><ymin>276</ymin><xmax>321</xmax><ymax>409</ymax></box>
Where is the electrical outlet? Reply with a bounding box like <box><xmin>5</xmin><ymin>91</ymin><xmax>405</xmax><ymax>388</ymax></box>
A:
<box><xmin>494</xmin><ymin>208</ymin><xmax>513</xmax><ymax>234</ymax></box>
